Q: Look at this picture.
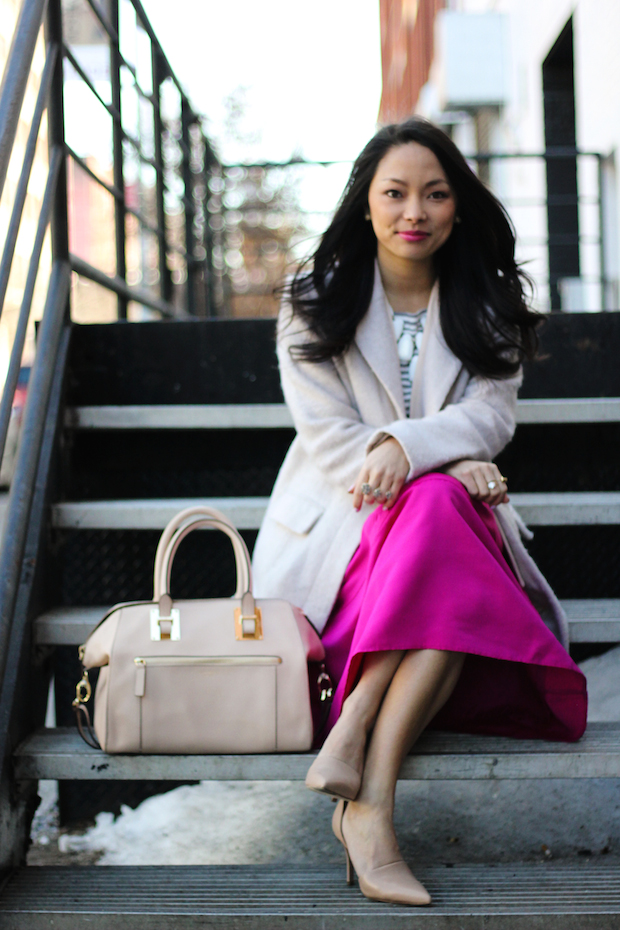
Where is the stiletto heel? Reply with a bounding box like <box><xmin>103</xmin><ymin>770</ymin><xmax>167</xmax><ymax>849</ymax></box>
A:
<box><xmin>345</xmin><ymin>848</ymin><xmax>353</xmax><ymax>885</ymax></box>
<box><xmin>331</xmin><ymin>799</ymin><xmax>431</xmax><ymax>906</ymax></box>
<box><xmin>332</xmin><ymin>799</ymin><xmax>354</xmax><ymax>885</ymax></box>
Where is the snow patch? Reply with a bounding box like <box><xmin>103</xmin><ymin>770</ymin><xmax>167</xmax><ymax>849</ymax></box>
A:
<box><xmin>58</xmin><ymin>780</ymin><xmax>330</xmax><ymax>865</ymax></box>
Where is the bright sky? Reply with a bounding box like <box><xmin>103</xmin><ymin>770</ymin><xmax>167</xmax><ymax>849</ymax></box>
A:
<box><xmin>140</xmin><ymin>0</ymin><xmax>383</xmax><ymax>165</ymax></box>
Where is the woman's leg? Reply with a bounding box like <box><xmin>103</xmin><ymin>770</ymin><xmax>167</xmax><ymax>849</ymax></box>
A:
<box><xmin>316</xmin><ymin>649</ymin><xmax>405</xmax><ymax>773</ymax></box>
<box><xmin>342</xmin><ymin>648</ymin><xmax>465</xmax><ymax>875</ymax></box>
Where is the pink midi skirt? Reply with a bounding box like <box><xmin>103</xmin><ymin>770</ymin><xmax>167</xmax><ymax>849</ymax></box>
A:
<box><xmin>321</xmin><ymin>473</ymin><xmax>587</xmax><ymax>742</ymax></box>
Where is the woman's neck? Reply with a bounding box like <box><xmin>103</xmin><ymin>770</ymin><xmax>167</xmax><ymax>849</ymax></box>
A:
<box><xmin>377</xmin><ymin>246</ymin><xmax>436</xmax><ymax>315</ymax></box>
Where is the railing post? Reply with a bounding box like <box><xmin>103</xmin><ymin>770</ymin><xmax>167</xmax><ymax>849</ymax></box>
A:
<box><xmin>45</xmin><ymin>0</ymin><xmax>69</xmax><ymax>267</ymax></box>
<box><xmin>181</xmin><ymin>98</ymin><xmax>196</xmax><ymax>317</ymax></box>
<box><xmin>0</xmin><ymin>0</ymin><xmax>47</xmax><ymax>206</ymax></box>
<box><xmin>597</xmin><ymin>154</ymin><xmax>607</xmax><ymax>310</ymax></box>
<box><xmin>202</xmin><ymin>139</ymin><xmax>217</xmax><ymax>318</ymax></box>
<box><xmin>0</xmin><ymin>261</ymin><xmax>70</xmax><ymax>699</ymax></box>
<box><xmin>152</xmin><ymin>47</ymin><xmax>172</xmax><ymax>305</ymax></box>
<box><xmin>110</xmin><ymin>0</ymin><xmax>127</xmax><ymax>320</ymax></box>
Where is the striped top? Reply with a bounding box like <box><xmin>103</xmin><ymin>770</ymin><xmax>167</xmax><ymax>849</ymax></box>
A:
<box><xmin>392</xmin><ymin>308</ymin><xmax>427</xmax><ymax>417</ymax></box>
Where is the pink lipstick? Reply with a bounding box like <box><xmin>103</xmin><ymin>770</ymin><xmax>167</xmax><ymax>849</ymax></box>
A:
<box><xmin>398</xmin><ymin>230</ymin><xmax>430</xmax><ymax>242</ymax></box>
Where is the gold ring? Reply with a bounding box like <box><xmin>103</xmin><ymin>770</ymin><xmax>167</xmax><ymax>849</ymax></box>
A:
<box><xmin>500</xmin><ymin>475</ymin><xmax>508</xmax><ymax>484</ymax></box>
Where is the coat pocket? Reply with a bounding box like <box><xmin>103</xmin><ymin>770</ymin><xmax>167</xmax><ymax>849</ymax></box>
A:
<box><xmin>269</xmin><ymin>491</ymin><xmax>325</xmax><ymax>535</ymax></box>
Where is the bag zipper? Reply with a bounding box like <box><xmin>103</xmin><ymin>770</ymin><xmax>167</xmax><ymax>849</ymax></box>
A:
<box><xmin>133</xmin><ymin>655</ymin><xmax>282</xmax><ymax>697</ymax></box>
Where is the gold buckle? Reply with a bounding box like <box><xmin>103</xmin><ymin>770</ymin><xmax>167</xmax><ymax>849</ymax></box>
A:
<box><xmin>72</xmin><ymin>669</ymin><xmax>92</xmax><ymax>706</ymax></box>
<box><xmin>150</xmin><ymin>607</ymin><xmax>181</xmax><ymax>641</ymax></box>
<box><xmin>317</xmin><ymin>670</ymin><xmax>333</xmax><ymax>703</ymax></box>
<box><xmin>234</xmin><ymin>606</ymin><xmax>263</xmax><ymax>640</ymax></box>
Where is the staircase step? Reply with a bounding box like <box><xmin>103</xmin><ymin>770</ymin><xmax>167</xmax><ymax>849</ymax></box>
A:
<box><xmin>50</xmin><ymin>492</ymin><xmax>620</xmax><ymax>530</ymax></box>
<box><xmin>516</xmin><ymin>397</ymin><xmax>620</xmax><ymax>423</ymax></box>
<box><xmin>2</xmin><ymin>862</ymin><xmax>620</xmax><ymax>928</ymax></box>
<box><xmin>66</xmin><ymin>403</ymin><xmax>295</xmax><ymax>430</ymax></box>
<box><xmin>51</xmin><ymin>497</ymin><xmax>270</xmax><ymax>530</ymax></box>
<box><xmin>14</xmin><ymin>724</ymin><xmax>620</xmax><ymax>781</ymax></box>
<box><xmin>563</xmin><ymin>599</ymin><xmax>620</xmax><ymax>641</ymax></box>
<box><xmin>65</xmin><ymin>397</ymin><xmax>620</xmax><ymax>430</ymax></box>
<box><xmin>33</xmin><ymin>606</ymin><xmax>106</xmax><ymax>645</ymax></box>
<box><xmin>509</xmin><ymin>492</ymin><xmax>620</xmax><ymax>525</ymax></box>
<box><xmin>32</xmin><ymin>600</ymin><xmax>620</xmax><ymax>646</ymax></box>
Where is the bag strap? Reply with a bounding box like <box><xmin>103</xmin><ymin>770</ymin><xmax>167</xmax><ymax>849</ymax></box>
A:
<box><xmin>153</xmin><ymin>505</ymin><xmax>239</xmax><ymax>590</ymax></box>
<box><xmin>72</xmin><ymin>668</ymin><xmax>101</xmax><ymax>750</ymax></box>
<box><xmin>73</xmin><ymin>701</ymin><xmax>101</xmax><ymax>750</ymax></box>
<box><xmin>153</xmin><ymin>506</ymin><xmax>253</xmax><ymax>601</ymax></box>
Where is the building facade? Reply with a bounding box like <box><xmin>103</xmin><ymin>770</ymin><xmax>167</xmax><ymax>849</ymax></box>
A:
<box><xmin>381</xmin><ymin>0</ymin><xmax>619</xmax><ymax>312</ymax></box>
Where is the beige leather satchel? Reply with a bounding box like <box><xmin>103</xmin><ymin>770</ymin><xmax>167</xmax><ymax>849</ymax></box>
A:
<box><xmin>72</xmin><ymin>505</ymin><xmax>329</xmax><ymax>754</ymax></box>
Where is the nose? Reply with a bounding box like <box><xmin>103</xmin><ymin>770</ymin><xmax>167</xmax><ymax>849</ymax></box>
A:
<box><xmin>403</xmin><ymin>196</ymin><xmax>427</xmax><ymax>223</ymax></box>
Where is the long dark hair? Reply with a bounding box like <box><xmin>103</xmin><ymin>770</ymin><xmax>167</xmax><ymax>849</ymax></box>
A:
<box><xmin>286</xmin><ymin>117</ymin><xmax>541</xmax><ymax>378</ymax></box>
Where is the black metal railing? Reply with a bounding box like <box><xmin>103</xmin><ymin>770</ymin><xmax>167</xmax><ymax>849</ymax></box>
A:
<box><xmin>215</xmin><ymin>151</ymin><xmax>608</xmax><ymax>317</ymax></box>
<box><xmin>471</xmin><ymin>149</ymin><xmax>607</xmax><ymax>312</ymax></box>
<box><xmin>61</xmin><ymin>0</ymin><xmax>217</xmax><ymax>319</ymax></box>
<box><xmin>0</xmin><ymin>0</ymin><xmax>216</xmax><ymax>746</ymax></box>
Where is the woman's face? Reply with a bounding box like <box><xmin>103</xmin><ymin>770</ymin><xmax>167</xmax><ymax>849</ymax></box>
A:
<box><xmin>367</xmin><ymin>142</ymin><xmax>457</xmax><ymax>268</ymax></box>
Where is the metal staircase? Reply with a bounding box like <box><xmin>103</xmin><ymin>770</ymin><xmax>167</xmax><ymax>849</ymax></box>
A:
<box><xmin>0</xmin><ymin>0</ymin><xmax>620</xmax><ymax>926</ymax></box>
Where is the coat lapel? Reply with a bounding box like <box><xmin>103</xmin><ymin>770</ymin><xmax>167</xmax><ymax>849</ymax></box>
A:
<box><xmin>408</xmin><ymin>280</ymin><xmax>463</xmax><ymax>418</ymax></box>
<box><xmin>354</xmin><ymin>264</ymin><xmax>405</xmax><ymax>417</ymax></box>
<box><xmin>354</xmin><ymin>268</ymin><xmax>464</xmax><ymax>421</ymax></box>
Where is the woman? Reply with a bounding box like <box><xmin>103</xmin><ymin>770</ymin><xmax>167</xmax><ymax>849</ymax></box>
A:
<box><xmin>252</xmin><ymin>118</ymin><xmax>587</xmax><ymax>907</ymax></box>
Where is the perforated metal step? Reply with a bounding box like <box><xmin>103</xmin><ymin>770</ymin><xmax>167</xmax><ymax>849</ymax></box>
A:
<box><xmin>2</xmin><ymin>862</ymin><xmax>620</xmax><ymax>928</ymax></box>
<box><xmin>65</xmin><ymin>397</ymin><xmax>620</xmax><ymax>430</ymax></box>
<box><xmin>31</xmin><ymin>599</ymin><xmax>620</xmax><ymax>646</ymax></box>
<box><xmin>49</xmin><ymin>492</ymin><xmax>620</xmax><ymax>530</ymax></box>
<box><xmin>13</xmin><ymin>725</ymin><xmax>620</xmax><ymax>782</ymax></box>
<box><xmin>51</xmin><ymin>497</ymin><xmax>270</xmax><ymax>530</ymax></box>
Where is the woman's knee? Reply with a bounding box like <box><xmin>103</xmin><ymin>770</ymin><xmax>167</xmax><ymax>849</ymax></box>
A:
<box><xmin>405</xmin><ymin>473</ymin><xmax>468</xmax><ymax>509</ymax></box>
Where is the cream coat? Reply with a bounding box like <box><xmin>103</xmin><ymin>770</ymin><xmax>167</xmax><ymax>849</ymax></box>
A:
<box><xmin>252</xmin><ymin>268</ymin><xmax>569</xmax><ymax>648</ymax></box>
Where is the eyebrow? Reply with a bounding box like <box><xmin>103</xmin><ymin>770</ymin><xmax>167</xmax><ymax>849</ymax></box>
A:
<box><xmin>381</xmin><ymin>177</ymin><xmax>449</xmax><ymax>188</ymax></box>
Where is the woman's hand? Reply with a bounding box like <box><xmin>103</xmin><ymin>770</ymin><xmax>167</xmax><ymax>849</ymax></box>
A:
<box><xmin>350</xmin><ymin>438</ymin><xmax>410</xmax><ymax>511</ymax></box>
<box><xmin>443</xmin><ymin>459</ymin><xmax>509</xmax><ymax>506</ymax></box>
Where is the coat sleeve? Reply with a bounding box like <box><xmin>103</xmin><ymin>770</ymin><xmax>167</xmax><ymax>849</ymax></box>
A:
<box><xmin>277</xmin><ymin>309</ymin><xmax>375</xmax><ymax>489</ymax></box>
<box><xmin>365</xmin><ymin>368</ymin><xmax>522</xmax><ymax>480</ymax></box>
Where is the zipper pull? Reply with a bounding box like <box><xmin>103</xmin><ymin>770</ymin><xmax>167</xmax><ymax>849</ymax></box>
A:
<box><xmin>134</xmin><ymin>657</ymin><xmax>146</xmax><ymax>697</ymax></box>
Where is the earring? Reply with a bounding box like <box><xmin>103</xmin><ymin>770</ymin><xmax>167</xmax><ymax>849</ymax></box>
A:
<box><xmin>454</xmin><ymin>216</ymin><xmax>462</xmax><ymax>224</ymax></box>
<box><xmin>364</xmin><ymin>212</ymin><xmax>371</xmax><ymax>221</ymax></box>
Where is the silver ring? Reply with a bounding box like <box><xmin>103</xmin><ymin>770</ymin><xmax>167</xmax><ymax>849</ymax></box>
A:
<box><xmin>373</xmin><ymin>488</ymin><xmax>383</xmax><ymax>498</ymax></box>
<box><xmin>361</xmin><ymin>483</ymin><xmax>372</xmax><ymax>495</ymax></box>
<box><xmin>487</xmin><ymin>480</ymin><xmax>497</xmax><ymax>490</ymax></box>
<box><xmin>384</xmin><ymin>491</ymin><xmax>393</xmax><ymax>500</ymax></box>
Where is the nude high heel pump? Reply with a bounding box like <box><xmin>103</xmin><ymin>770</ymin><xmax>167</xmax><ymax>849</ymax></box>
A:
<box><xmin>331</xmin><ymin>800</ymin><xmax>432</xmax><ymax>907</ymax></box>
<box><xmin>331</xmin><ymin>799</ymin><xmax>354</xmax><ymax>884</ymax></box>
<box><xmin>305</xmin><ymin>754</ymin><xmax>361</xmax><ymax>801</ymax></box>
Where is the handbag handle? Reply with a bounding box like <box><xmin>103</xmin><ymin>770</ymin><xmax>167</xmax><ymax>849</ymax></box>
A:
<box><xmin>154</xmin><ymin>505</ymin><xmax>240</xmax><ymax>583</ymax></box>
<box><xmin>153</xmin><ymin>506</ymin><xmax>253</xmax><ymax>602</ymax></box>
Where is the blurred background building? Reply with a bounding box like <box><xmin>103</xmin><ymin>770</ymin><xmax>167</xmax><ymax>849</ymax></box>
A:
<box><xmin>205</xmin><ymin>0</ymin><xmax>620</xmax><ymax>317</ymax></box>
<box><xmin>381</xmin><ymin>0</ymin><xmax>619</xmax><ymax>313</ymax></box>
<box><xmin>0</xmin><ymin>0</ymin><xmax>617</xmax><ymax>346</ymax></box>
